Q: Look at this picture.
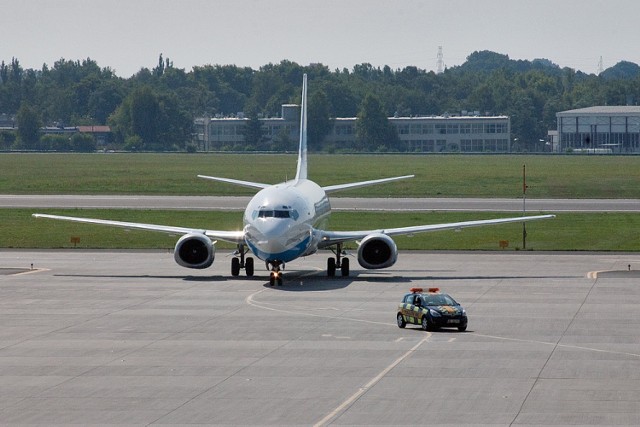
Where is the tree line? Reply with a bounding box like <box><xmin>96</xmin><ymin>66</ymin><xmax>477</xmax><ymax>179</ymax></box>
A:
<box><xmin>2</xmin><ymin>51</ymin><xmax>640</xmax><ymax>152</ymax></box>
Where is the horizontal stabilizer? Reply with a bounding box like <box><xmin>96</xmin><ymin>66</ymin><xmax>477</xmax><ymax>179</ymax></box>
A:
<box><xmin>322</xmin><ymin>175</ymin><xmax>414</xmax><ymax>194</ymax></box>
<box><xmin>198</xmin><ymin>175</ymin><xmax>270</xmax><ymax>190</ymax></box>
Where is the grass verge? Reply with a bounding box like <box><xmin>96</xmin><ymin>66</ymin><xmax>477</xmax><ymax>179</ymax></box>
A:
<box><xmin>4</xmin><ymin>208</ymin><xmax>639</xmax><ymax>252</ymax></box>
<box><xmin>1</xmin><ymin>153</ymin><xmax>640</xmax><ymax>198</ymax></box>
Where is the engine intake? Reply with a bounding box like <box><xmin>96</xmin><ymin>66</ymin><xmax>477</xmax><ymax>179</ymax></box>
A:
<box><xmin>174</xmin><ymin>233</ymin><xmax>215</xmax><ymax>269</ymax></box>
<box><xmin>357</xmin><ymin>233</ymin><xmax>398</xmax><ymax>269</ymax></box>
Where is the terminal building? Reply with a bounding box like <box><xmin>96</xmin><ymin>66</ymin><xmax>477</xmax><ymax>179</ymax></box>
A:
<box><xmin>194</xmin><ymin>105</ymin><xmax>511</xmax><ymax>153</ymax></box>
<box><xmin>556</xmin><ymin>106</ymin><xmax>640</xmax><ymax>153</ymax></box>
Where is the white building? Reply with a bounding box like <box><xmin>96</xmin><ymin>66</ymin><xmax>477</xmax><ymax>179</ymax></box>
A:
<box><xmin>195</xmin><ymin>106</ymin><xmax>511</xmax><ymax>153</ymax></box>
<box><xmin>556</xmin><ymin>106</ymin><xmax>640</xmax><ymax>153</ymax></box>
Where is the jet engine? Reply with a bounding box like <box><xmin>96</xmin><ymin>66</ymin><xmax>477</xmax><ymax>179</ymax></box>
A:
<box><xmin>357</xmin><ymin>233</ymin><xmax>398</xmax><ymax>269</ymax></box>
<box><xmin>174</xmin><ymin>233</ymin><xmax>215</xmax><ymax>269</ymax></box>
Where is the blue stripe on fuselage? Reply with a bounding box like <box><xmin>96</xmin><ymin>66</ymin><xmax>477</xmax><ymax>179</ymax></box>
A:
<box><xmin>246</xmin><ymin>234</ymin><xmax>312</xmax><ymax>264</ymax></box>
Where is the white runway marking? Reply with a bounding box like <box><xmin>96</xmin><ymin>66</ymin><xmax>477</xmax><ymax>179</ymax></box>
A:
<box><xmin>245</xmin><ymin>289</ymin><xmax>395</xmax><ymax>327</ymax></box>
<box><xmin>313</xmin><ymin>335</ymin><xmax>431</xmax><ymax>427</ymax></box>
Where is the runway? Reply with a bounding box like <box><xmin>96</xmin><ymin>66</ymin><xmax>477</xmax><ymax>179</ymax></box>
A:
<box><xmin>2</xmin><ymin>194</ymin><xmax>639</xmax><ymax>212</ymax></box>
<box><xmin>1</xmin><ymin>250</ymin><xmax>640</xmax><ymax>425</ymax></box>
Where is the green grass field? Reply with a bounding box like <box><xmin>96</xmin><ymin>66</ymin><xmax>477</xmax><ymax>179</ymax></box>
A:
<box><xmin>1</xmin><ymin>153</ymin><xmax>638</xmax><ymax>251</ymax></box>
<box><xmin>4</xmin><ymin>209</ymin><xmax>639</xmax><ymax>252</ymax></box>
<box><xmin>2</xmin><ymin>153</ymin><xmax>640</xmax><ymax>198</ymax></box>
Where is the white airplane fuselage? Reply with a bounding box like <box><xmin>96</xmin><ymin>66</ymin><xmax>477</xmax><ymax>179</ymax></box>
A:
<box><xmin>243</xmin><ymin>179</ymin><xmax>330</xmax><ymax>264</ymax></box>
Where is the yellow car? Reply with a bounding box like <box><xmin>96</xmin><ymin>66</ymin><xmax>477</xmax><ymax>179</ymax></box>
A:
<box><xmin>397</xmin><ymin>287</ymin><xmax>467</xmax><ymax>331</ymax></box>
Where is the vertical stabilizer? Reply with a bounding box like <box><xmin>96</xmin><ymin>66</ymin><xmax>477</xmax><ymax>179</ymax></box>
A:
<box><xmin>294</xmin><ymin>74</ymin><xmax>308</xmax><ymax>181</ymax></box>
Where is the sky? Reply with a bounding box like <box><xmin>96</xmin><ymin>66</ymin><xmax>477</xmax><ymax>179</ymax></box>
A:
<box><xmin>1</xmin><ymin>0</ymin><xmax>638</xmax><ymax>78</ymax></box>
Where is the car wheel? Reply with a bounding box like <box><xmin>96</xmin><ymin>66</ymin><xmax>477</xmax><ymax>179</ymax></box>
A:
<box><xmin>397</xmin><ymin>313</ymin><xmax>406</xmax><ymax>328</ymax></box>
<box><xmin>421</xmin><ymin>315</ymin><xmax>429</xmax><ymax>331</ymax></box>
<box><xmin>458</xmin><ymin>324</ymin><xmax>467</xmax><ymax>332</ymax></box>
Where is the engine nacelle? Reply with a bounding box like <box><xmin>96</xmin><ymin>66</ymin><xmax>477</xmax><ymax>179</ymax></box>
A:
<box><xmin>174</xmin><ymin>233</ymin><xmax>215</xmax><ymax>269</ymax></box>
<box><xmin>357</xmin><ymin>233</ymin><xmax>398</xmax><ymax>269</ymax></box>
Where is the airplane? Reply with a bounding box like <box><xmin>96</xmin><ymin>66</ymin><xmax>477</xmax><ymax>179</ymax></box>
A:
<box><xmin>34</xmin><ymin>74</ymin><xmax>555</xmax><ymax>286</ymax></box>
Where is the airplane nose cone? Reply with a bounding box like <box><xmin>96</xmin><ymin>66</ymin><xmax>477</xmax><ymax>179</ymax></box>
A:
<box><xmin>245</xmin><ymin>220</ymin><xmax>290</xmax><ymax>251</ymax></box>
<box><xmin>245</xmin><ymin>219</ymin><xmax>311</xmax><ymax>262</ymax></box>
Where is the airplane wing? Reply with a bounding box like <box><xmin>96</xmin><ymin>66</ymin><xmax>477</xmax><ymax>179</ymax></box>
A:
<box><xmin>317</xmin><ymin>214</ymin><xmax>555</xmax><ymax>247</ymax></box>
<box><xmin>32</xmin><ymin>213</ymin><xmax>246</xmax><ymax>244</ymax></box>
<box><xmin>198</xmin><ymin>175</ymin><xmax>270</xmax><ymax>190</ymax></box>
<box><xmin>322</xmin><ymin>175</ymin><xmax>415</xmax><ymax>194</ymax></box>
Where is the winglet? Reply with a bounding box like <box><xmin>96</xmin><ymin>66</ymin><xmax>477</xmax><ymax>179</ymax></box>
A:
<box><xmin>294</xmin><ymin>73</ymin><xmax>308</xmax><ymax>182</ymax></box>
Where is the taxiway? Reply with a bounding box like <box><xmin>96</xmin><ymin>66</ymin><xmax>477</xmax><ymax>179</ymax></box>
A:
<box><xmin>2</xmin><ymin>194</ymin><xmax>639</xmax><ymax>212</ymax></box>
<box><xmin>1</xmin><ymin>250</ymin><xmax>640</xmax><ymax>425</ymax></box>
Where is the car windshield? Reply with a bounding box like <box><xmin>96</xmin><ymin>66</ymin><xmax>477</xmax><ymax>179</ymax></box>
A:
<box><xmin>422</xmin><ymin>294</ymin><xmax>457</xmax><ymax>306</ymax></box>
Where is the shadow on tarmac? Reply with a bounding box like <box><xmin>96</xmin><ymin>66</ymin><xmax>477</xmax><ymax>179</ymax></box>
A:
<box><xmin>54</xmin><ymin>274</ymin><xmax>233</xmax><ymax>282</ymax></box>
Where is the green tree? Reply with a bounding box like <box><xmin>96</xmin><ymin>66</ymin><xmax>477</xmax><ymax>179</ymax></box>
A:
<box><xmin>40</xmin><ymin>134</ymin><xmax>72</xmax><ymax>151</ymax></box>
<box><xmin>308</xmin><ymin>90</ymin><xmax>332</xmax><ymax>150</ymax></box>
<box><xmin>355</xmin><ymin>94</ymin><xmax>399</xmax><ymax>151</ymax></box>
<box><xmin>243</xmin><ymin>110</ymin><xmax>265</xmax><ymax>150</ymax></box>
<box><xmin>71</xmin><ymin>132</ymin><xmax>96</xmax><ymax>152</ymax></box>
<box><xmin>0</xmin><ymin>130</ymin><xmax>16</xmax><ymax>149</ymax></box>
<box><xmin>130</xmin><ymin>86</ymin><xmax>160</xmax><ymax>149</ymax></box>
<box><xmin>16</xmin><ymin>103</ymin><xmax>41</xmax><ymax>149</ymax></box>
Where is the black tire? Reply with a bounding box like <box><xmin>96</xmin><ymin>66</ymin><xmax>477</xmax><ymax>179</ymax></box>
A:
<box><xmin>397</xmin><ymin>313</ymin><xmax>406</xmax><ymax>328</ymax></box>
<box><xmin>458</xmin><ymin>324</ymin><xmax>467</xmax><ymax>332</ymax></box>
<box><xmin>277</xmin><ymin>276</ymin><xmax>283</xmax><ymax>286</ymax></box>
<box><xmin>341</xmin><ymin>258</ymin><xmax>350</xmax><ymax>277</ymax></box>
<box><xmin>327</xmin><ymin>258</ymin><xmax>336</xmax><ymax>277</ymax></box>
<box><xmin>421</xmin><ymin>315</ymin><xmax>429</xmax><ymax>331</ymax></box>
<box><xmin>245</xmin><ymin>257</ymin><xmax>254</xmax><ymax>277</ymax></box>
<box><xmin>269</xmin><ymin>273</ymin><xmax>275</xmax><ymax>286</ymax></box>
<box><xmin>231</xmin><ymin>257</ymin><xmax>240</xmax><ymax>276</ymax></box>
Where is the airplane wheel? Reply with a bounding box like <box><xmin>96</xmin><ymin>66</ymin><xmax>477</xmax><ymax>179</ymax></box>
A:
<box><xmin>277</xmin><ymin>276</ymin><xmax>283</xmax><ymax>286</ymax></box>
<box><xmin>327</xmin><ymin>258</ymin><xmax>336</xmax><ymax>277</ymax></box>
<box><xmin>245</xmin><ymin>257</ymin><xmax>254</xmax><ymax>277</ymax></box>
<box><xmin>269</xmin><ymin>273</ymin><xmax>275</xmax><ymax>286</ymax></box>
<box><xmin>231</xmin><ymin>258</ymin><xmax>240</xmax><ymax>276</ymax></box>
<box><xmin>341</xmin><ymin>258</ymin><xmax>350</xmax><ymax>276</ymax></box>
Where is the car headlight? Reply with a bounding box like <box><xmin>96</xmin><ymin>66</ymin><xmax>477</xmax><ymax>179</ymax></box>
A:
<box><xmin>429</xmin><ymin>309</ymin><xmax>442</xmax><ymax>317</ymax></box>
<box><xmin>462</xmin><ymin>308</ymin><xmax>467</xmax><ymax>316</ymax></box>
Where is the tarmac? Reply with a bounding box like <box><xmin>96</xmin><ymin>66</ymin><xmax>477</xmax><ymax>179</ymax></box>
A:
<box><xmin>2</xmin><ymin>194</ymin><xmax>639</xmax><ymax>212</ymax></box>
<box><xmin>1</xmin><ymin>249</ymin><xmax>640</xmax><ymax>426</ymax></box>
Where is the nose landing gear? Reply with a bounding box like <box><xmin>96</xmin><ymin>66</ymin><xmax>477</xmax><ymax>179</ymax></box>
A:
<box><xmin>267</xmin><ymin>261</ymin><xmax>284</xmax><ymax>286</ymax></box>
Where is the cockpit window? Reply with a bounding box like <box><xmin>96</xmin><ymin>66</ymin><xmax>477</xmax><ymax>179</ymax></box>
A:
<box><xmin>258</xmin><ymin>210</ymin><xmax>290</xmax><ymax>218</ymax></box>
<box><xmin>254</xmin><ymin>208</ymin><xmax>299</xmax><ymax>220</ymax></box>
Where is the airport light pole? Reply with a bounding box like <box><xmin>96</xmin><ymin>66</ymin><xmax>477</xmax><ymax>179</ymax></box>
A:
<box><xmin>522</xmin><ymin>164</ymin><xmax>527</xmax><ymax>249</ymax></box>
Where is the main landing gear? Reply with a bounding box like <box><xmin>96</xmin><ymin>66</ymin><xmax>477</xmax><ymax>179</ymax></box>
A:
<box><xmin>267</xmin><ymin>261</ymin><xmax>284</xmax><ymax>286</ymax></box>
<box><xmin>327</xmin><ymin>243</ymin><xmax>349</xmax><ymax>277</ymax></box>
<box><xmin>231</xmin><ymin>244</ymin><xmax>254</xmax><ymax>277</ymax></box>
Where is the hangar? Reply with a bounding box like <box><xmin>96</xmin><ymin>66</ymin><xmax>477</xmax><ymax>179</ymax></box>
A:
<box><xmin>556</xmin><ymin>106</ymin><xmax>640</xmax><ymax>153</ymax></box>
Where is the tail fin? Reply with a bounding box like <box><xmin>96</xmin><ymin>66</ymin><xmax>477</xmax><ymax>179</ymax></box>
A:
<box><xmin>294</xmin><ymin>73</ymin><xmax>308</xmax><ymax>181</ymax></box>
